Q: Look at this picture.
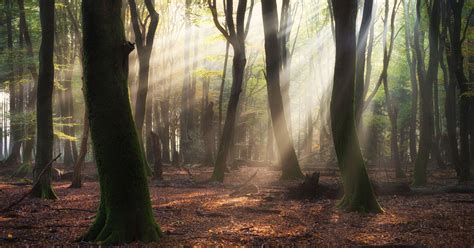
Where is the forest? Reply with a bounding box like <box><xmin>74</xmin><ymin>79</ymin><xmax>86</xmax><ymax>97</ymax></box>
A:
<box><xmin>0</xmin><ymin>0</ymin><xmax>473</xmax><ymax>246</ymax></box>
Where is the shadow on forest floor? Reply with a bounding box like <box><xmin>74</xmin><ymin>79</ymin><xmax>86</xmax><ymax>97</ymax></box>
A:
<box><xmin>0</xmin><ymin>164</ymin><xmax>473</xmax><ymax>246</ymax></box>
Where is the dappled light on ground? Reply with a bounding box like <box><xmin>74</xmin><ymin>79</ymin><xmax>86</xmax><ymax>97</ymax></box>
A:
<box><xmin>1</xmin><ymin>165</ymin><xmax>472</xmax><ymax>246</ymax></box>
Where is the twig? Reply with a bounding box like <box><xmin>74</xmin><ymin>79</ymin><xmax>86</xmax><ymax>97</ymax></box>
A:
<box><xmin>1</xmin><ymin>154</ymin><xmax>62</xmax><ymax>213</ymax></box>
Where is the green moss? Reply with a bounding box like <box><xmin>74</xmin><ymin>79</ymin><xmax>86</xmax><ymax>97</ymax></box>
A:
<box><xmin>31</xmin><ymin>183</ymin><xmax>58</xmax><ymax>200</ymax></box>
<box><xmin>81</xmin><ymin>0</ymin><xmax>162</xmax><ymax>244</ymax></box>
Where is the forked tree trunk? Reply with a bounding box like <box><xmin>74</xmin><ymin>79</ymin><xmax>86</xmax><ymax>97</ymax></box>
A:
<box><xmin>81</xmin><ymin>0</ymin><xmax>162</xmax><ymax>244</ymax></box>
<box><xmin>261</xmin><ymin>0</ymin><xmax>303</xmax><ymax>179</ymax></box>
<box><xmin>413</xmin><ymin>0</ymin><xmax>439</xmax><ymax>186</ymax></box>
<box><xmin>330</xmin><ymin>0</ymin><xmax>382</xmax><ymax>213</ymax></box>
<box><xmin>31</xmin><ymin>0</ymin><xmax>57</xmax><ymax>199</ymax></box>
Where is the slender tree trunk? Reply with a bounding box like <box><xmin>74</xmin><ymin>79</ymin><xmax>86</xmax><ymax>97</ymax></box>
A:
<box><xmin>413</xmin><ymin>0</ymin><xmax>439</xmax><ymax>186</ymax></box>
<box><xmin>160</xmin><ymin>100</ymin><xmax>170</xmax><ymax>163</ymax></box>
<box><xmin>69</xmin><ymin>111</ymin><xmax>89</xmax><ymax>188</ymax></box>
<box><xmin>331</xmin><ymin>0</ymin><xmax>382</xmax><ymax>213</ymax></box>
<box><xmin>381</xmin><ymin>0</ymin><xmax>404</xmax><ymax>178</ymax></box>
<box><xmin>266</xmin><ymin>112</ymin><xmax>274</xmax><ymax>162</ymax></box>
<box><xmin>31</xmin><ymin>0</ymin><xmax>57</xmax><ymax>199</ymax></box>
<box><xmin>448</xmin><ymin>0</ymin><xmax>471</xmax><ymax>181</ymax></box>
<box><xmin>354</xmin><ymin>0</ymin><xmax>373</xmax><ymax>123</ymax></box>
<box><xmin>218</xmin><ymin>41</ymin><xmax>230</xmax><ymax>138</ymax></box>
<box><xmin>80</xmin><ymin>0</ymin><xmax>162</xmax><ymax>243</ymax></box>
<box><xmin>212</xmin><ymin>52</ymin><xmax>246</xmax><ymax>181</ymax></box>
<box><xmin>209</xmin><ymin>0</ymin><xmax>250</xmax><ymax>182</ymax></box>
<box><xmin>3</xmin><ymin>0</ymin><xmax>22</xmax><ymax>167</ymax></box>
<box><xmin>261</xmin><ymin>0</ymin><xmax>303</xmax><ymax>179</ymax></box>
<box><xmin>403</xmin><ymin>0</ymin><xmax>418</xmax><ymax>163</ymax></box>
<box><xmin>128</xmin><ymin>0</ymin><xmax>158</xmax><ymax>147</ymax></box>
<box><xmin>279</xmin><ymin>0</ymin><xmax>293</xmax><ymax>135</ymax></box>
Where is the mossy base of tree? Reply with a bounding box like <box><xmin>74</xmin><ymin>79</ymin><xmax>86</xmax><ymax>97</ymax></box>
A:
<box><xmin>337</xmin><ymin>192</ymin><xmax>383</xmax><ymax>213</ymax></box>
<box><xmin>280</xmin><ymin>166</ymin><xmax>304</xmax><ymax>180</ymax></box>
<box><xmin>31</xmin><ymin>183</ymin><xmax>58</xmax><ymax>200</ymax></box>
<box><xmin>81</xmin><ymin>205</ymin><xmax>162</xmax><ymax>245</ymax></box>
<box><xmin>413</xmin><ymin>156</ymin><xmax>428</xmax><ymax>186</ymax></box>
<box><xmin>211</xmin><ymin>166</ymin><xmax>225</xmax><ymax>182</ymax></box>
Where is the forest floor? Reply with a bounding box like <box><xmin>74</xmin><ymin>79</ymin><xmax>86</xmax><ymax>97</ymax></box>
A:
<box><xmin>0</xmin><ymin>163</ymin><xmax>473</xmax><ymax>247</ymax></box>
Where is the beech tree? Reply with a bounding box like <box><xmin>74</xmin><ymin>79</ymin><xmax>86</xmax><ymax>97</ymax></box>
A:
<box><xmin>208</xmin><ymin>0</ymin><xmax>254</xmax><ymax>182</ymax></box>
<box><xmin>330</xmin><ymin>0</ymin><xmax>382</xmax><ymax>213</ymax></box>
<box><xmin>31</xmin><ymin>0</ymin><xmax>57</xmax><ymax>199</ymax></box>
<box><xmin>261</xmin><ymin>0</ymin><xmax>303</xmax><ymax>179</ymax></box>
<box><xmin>81</xmin><ymin>0</ymin><xmax>162</xmax><ymax>243</ymax></box>
<box><xmin>413</xmin><ymin>0</ymin><xmax>440</xmax><ymax>186</ymax></box>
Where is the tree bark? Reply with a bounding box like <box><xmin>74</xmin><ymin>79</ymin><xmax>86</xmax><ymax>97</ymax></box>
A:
<box><xmin>31</xmin><ymin>0</ymin><xmax>57</xmax><ymax>199</ymax></box>
<box><xmin>447</xmin><ymin>0</ymin><xmax>471</xmax><ymax>181</ymax></box>
<box><xmin>413</xmin><ymin>0</ymin><xmax>439</xmax><ymax>186</ymax></box>
<box><xmin>354</xmin><ymin>0</ymin><xmax>373</xmax><ymax>123</ymax></box>
<box><xmin>330</xmin><ymin>0</ymin><xmax>382</xmax><ymax>213</ymax></box>
<box><xmin>209</xmin><ymin>0</ymin><xmax>250</xmax><ymax>182</ymax></box>
<box><xmin>81</xmin><ymin>0</ymin><xmax>162</xmax><ymax>244</ymax></box>
<box><xmin>261</xmin><ymin>0</ymin><xmax>303</xmax><ymax>179</ymax></box>
<box><xmin>128</xmin><ymin>0</ymin><xmax>159</xmax><ymax>146</ymax></box>
<box><xmin>69</xmin><ymin>111</ymin><xmax>89</xmax><ymax>188</ymax></box>
<box><xmin>403</xmin><ymin>0</ymin><xmax>418</xmax><ymax>163</ymax></box>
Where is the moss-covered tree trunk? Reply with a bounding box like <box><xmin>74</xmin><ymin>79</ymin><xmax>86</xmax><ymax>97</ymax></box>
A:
<box><xmin>261</xmin><ymin>0</ymin><xmax>303</xmax><ymax>180</ymax></box>
<box><xmin>330</xmin><ymin>0</ymin><xmax>382</xmax><ymax>213</ymax></box>
<box><xmin>31</xmin><ymin>0</ymin><xmax>57</xmax><ymax>199</ymax></box>
<box><xmin>81</xmin><ymin>0</ymin><xmax>162</xmax><ymax>244</ymax></box>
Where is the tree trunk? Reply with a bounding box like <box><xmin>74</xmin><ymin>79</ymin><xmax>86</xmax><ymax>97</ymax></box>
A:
<box><xmin>381</xmin><ymin>0</ymin><xmax>404</xmax><ymax>178</ymax></box>
<box><xmin>160</xmin><ymin>100</ymin><xmax>170</xmax><ymax>163</ymax></box>
<box><xmin>403</xmin><ymin>0</ymin><xmax>418</xmax><ymax>163</ymax></box>
<box><xmin>448</xmin><ymin>0</ymin><xmax>471</xmax><ymax>181</ymax></box>
<box><xmin>331</xmin><ymin>0</ymin><xmax>382</xmax><ymax>213</ymax></box>
<box><xmin>218</xmin><ymin>41</ymin><xmax>230</xmax><ymax>138</ymax></box>
<box><xmin>151</xmin><ymin>131</ymin><xmax>162</xmax><ymax>180</ymax></box>
<box><xmin>31</xmin><ymin>0</ymin><xmax>57</xmax><ymax>199</ymax></box>
<box><xmin>261</xmin><ymin>0</ymin><xmax>303</xmax><ymax>179</ymax></box>
<box><xmin>354</xmin><ymin>0</ymin><xmax>373</xmax><ymax>123</ymax></box>
<box><xmin>80</xmin><ymin>0</ymin><xmax>162</xmax><ymax>244</ymax></box>
<box><xmin>413</xmin><ymin>0</ymin><xmax>439</xmax><ymax>186</ymax></box>
<box><xmin>279</xmin><ymin>0</ymin><xmax>293</xmax><ymax>135</ymax></box>
<box><xmin>69</xmin><ymin>111</ymin><xmax>89</xmax><ymax>188</ymax></box>
<box><xmin>128</xmin><ymin>0</ymin><xmax>158</xmax><ymax>149</ymax></box>
<box><xmin>212</xmin><ymin>52</ymin><xmax>246</xmax><ymax>181</ymax></box>
<box><xmin>3</xmin><ymin>0</ymin><xmax>22</xmax><ymax>167</ymax></box>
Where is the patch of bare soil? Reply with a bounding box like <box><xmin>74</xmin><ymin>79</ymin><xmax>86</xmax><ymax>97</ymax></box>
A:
<box><xmin>0</xmin><ymin>165</ymin><xmax>473</xmax><ymax>247</ymax></box>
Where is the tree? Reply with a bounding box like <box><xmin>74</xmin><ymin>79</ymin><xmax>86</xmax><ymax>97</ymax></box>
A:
<box><xmin>447</xmin><ymin>0</ymin><xmax>471</xmax><ymax>181</ymax></box>
<box><xmin>261</xmin><ymin>0</ymin><xmax>303</xmax><ymax>179</ymax></box>
<box><xmin>31</xmin><ymin>0</ymin><xmax>57</xmax><ymax>199</ymax></box>
<box><xmin>80</xmin><ymin>0</ymin><xmax>162</xmax><ymax>243</ymax></box>
<box><xmin>17</xmin><ymin>0</ymin><xmax>38</xmax><ymax>166</ymax></box>
<box><xmin>403</xmin><ymin>0</ymin><xmax>418</xmax><ymax>163</ymax></box>
<box><xmin>3</xmin><ymin>0</ymin><xmax>22</xmax><ymax>167</ymax></box>
<box><xmin>354</xmin><ymin>0</ymin><xmax>373</xmax><ymax>123</ymax></box>
<box><xmin>128</xmin><ymin>0</ymin><xmax>159</xmax><ymax>146</ymax></box>
<box><xmin>208</xmin><ymin>0</ymin><xmax>254</xmax><ymax>182</ymax></box>
<box><xmin>413</xmin><ymin>0</ymin><xmax>440</xmax><ymax>186</ymax></box>
<box><xmin>330</xmin><ymin>0</ymin><xmax>382</xmax><ymax>213</ymax></box>
<box><xmin>380</xmin><ymin>0</ymin><xmax>405</xmax><ymax>178</ymax></box>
